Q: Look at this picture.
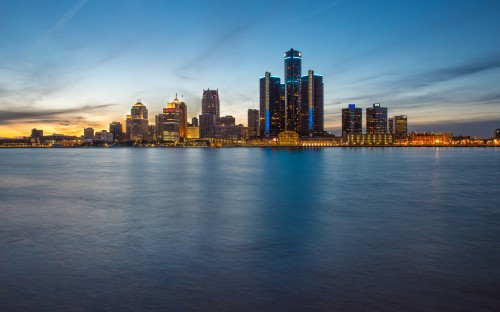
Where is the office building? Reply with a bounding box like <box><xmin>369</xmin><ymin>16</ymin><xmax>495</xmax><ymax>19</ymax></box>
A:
<box><xmin>199</xmin><ymin>113</ymin><xmax>217</xmax><ymax>138</ymax></box>
<box><xmin>300</xmin><ymin>70</ymin><xmax>324</xmax><ymax>136</ymax></box>
<box><xmin>191</xmin><ymin>117</ymin><xmax>198</xmax><ymax>127</ymax></box>
<box><xmin>342</xmin><ymin>104</ymin><xmax>362</xmax><ymax>137</ymax></box>
<box><xmin>109</xmin><ymin>122</ymin><xmax>123</xmax><ymax>143</ymax></box>
<box><xmin>202</xmin><ymin>89</ymin><xmax>220</xmax><ymax>118</ymax></box>
<box><xmin>219</xmin><ymin>115</ymin><xmax>235</xmax><ymax>126</ymax></box>
<box><xmin>248</xmin><ymin>109</ymin><xmax>259</xmax><ymax>138</ymax></box>
<box><xmin>83</xmin><ymin>128</ymin><xmax>94</xmax><ymax>139</ymax></box>
<box><xmin>187</xmin><ymin>125</ymin><xmax>200</xmax><ymax>139</ymax></box>
<box><xmin>284</xmin><ymin>48</ymin><xmax>302</xmax><ymax>133</ymax></box>
<box><xmin>394</xmin><ymin>115</ymin><xmax>408</xmax><ymax>139</ymax></box>
<box><xmin>259</xmin><ymin>72</ymin><xmax>283</xmax><ymax>138</ymax></box>
<box><xmin>127</xmin><ymin>100</ymin><xmax>149</xmax><ymax>141</ymax></box>
<box><xmin>366</xmin><ymin>103</ymin><xmax>388</xmax><ymax>134</ymax></box>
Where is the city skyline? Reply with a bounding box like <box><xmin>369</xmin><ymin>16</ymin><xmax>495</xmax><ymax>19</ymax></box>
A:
<box><xmin>1</xmin><ymin>0</ymin><xmax>500</xmax><ymax>138</ymax></box>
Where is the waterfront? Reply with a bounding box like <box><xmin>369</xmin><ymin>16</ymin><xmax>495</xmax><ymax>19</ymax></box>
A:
<box><xmin>1</xmin><ymin>148</ymin><xmax>499</xmax><ymax>311</ymax></box>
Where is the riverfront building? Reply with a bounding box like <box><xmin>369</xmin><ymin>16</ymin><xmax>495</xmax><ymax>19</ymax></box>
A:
<box><xmin>342</xmin><ymin>104</ymin><xmax>362</xmax><ymax>137</ymax></box>
<box><xmin>126</xmin><ymin>100</ymin><xmax>149</xmax><ymax>141</ymax></box>
<box><xmin>247</xmin><ymin>109</ymin><xmax>259</xmax><ymax>138</ymax></box>
<box><xmin>366</xmin><ymin>103</ymin><xmax>388</xmax><ymax>134</ymax></box>
<box><xmin>300</xmin><ymin>70</ymin><xmax>324</xmax><ymax>137</ymax></box>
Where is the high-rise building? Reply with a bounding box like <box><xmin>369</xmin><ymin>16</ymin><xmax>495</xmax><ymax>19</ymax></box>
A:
<box><xmin>300</xmin><ymin>70</ymin><xmax>324</xmax><ymax>137</ymax></box>
<box><xmin>83</xmin><ymin>128</ymin><xmax>94</xmax><ymax>139</ymax></box>
<box><xmin>219</xmin><ymin>115</ymin><xmax>235</xmax><ymax>126</ymax></box>
<box><xmin>388</xmin><ymin>117</ymin><xmax>394</xmax><ymax>134</ymax></box>
<box><xmin>167</xmin><ymin>95</ymin><xmax>187</xmax><ymax>140</ymax></box>
<box><xmin>284</xmin><ymin>49</ymin><xmax>302</xmax><ymax>133</ymax></box>
<box><xmin>394</xmin><ymin>115</ymin><xmax>408</xmax><ymax>139</ymax></box>
<box><xmin>495</xmin><ymin>128</ymin><xmax>500</xmax><ymax>139</ymax></box>
<box><xmin>191</xmin><ymin>117</ymin><xmax>198</xmax><ymax>127</ymax></box>
<box><xmin>202</xmin><ymin>89</ymin><xmax>220</xmax><ymax>119</ymax></box>
<box><xmin>259</xmin><ymin>72</ymin><xmax>283</xmax><ymax>138</ymax></box>
<box><xmin>199</xmin><ymin>114</ymin><xmax>217</xmax><ymax>138</ymax></box>
<box><xmin>159</xmin><ymin>107</ymin><xmax>179</xmax><ymax>142</ymax></box>
<box><xmin>342</xmin><ymin>104</ymin><xmax>362</xmax><ymax>137</ymax></box>
<box><xmin>366</xmin><ymin>103</ymin><xmax>388</xmax><ymax>134</ymax></box>
<box><xmin>109</xmin><ymin>122</ymin><xmax>123</xmax><ymax>143</ymax></box>
<box><xmin>247</xmin><ymin>109</ymin><xmax>259</xmax><ymax>138</ymax></box>
<box><xmin>127</xmin><ymin>100</ymin><xmax>149</xmax><ymax>141</ymax></box>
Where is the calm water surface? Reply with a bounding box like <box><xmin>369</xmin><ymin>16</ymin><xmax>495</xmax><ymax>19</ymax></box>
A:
<box><xmin>1</xmin><ymin>147</ymin><xmax>499</xmax><ymax>311</ymax></box>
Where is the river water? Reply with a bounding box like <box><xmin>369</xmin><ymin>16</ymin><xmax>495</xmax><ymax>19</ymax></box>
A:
<box><xmin>1</xmin><ymin>147</ymin><xmax>499</xmax><ymax>311</ymax></box>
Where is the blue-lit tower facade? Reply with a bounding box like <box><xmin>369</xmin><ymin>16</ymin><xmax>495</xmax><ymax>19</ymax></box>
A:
<box><xmin>300</xmin><ymin>70</ymin><xmax>324</xmax><ymax>137</ymax></box>
<box><xmin>342</xmin><ymin>104</ymin><xmax>362</xmax><ymax>137</ymax></box>
<box><xmin>284</xmin><ymin>49</ymin><xmax>302</xmax><ymax>133</ymax></box>
<box><xmin>260</xmin><ymin>72</ymin><xmax>284</xmax><ymax>138</ymax></box>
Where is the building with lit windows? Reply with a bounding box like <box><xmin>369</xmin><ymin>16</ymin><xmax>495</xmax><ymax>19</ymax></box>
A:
<box><xmin>394</xmin><ymin>115</ymin><xmax>408</xmax><ymax>139</ymax></box>
<box><xmin>202</xmin><ymin>89</ymin><xmax>220</xmax><ymax>118</ymax></box>
<box><xmin>127</xmin><ymin>100</ymin><xmax>149</xmax><ymax>141</ymax></box>
<box><xmin>83</xmin><ymin>128</ymin><xmax>93</xmax><ymax>139</ymax></box>
<box><xmin>342</xmin><ymin>104</ymin><xmax>362</xmax><ymax>137</ymax></box>
<box><xmin>410</xmin><ymin>132</ymin><xmax>452</xmax><ymax>145</ymax></box>
<box><xmin>259</xmin><ymin>72</ymin><xmax>283</xmax><ymax>138</ymax></box>
<box><xmin>366</xmin><ymin>103</ymin><xmax>388</xmax><ymax>134</ymax></box>
<box><xmin>343</xmin><ymin>133</ymin><xmax>394</xmax><ymax>145</ymax></box>
<box><xmin>109</xmin><ymin>122</ymin><xmax>123</xmax><ymax>143</ymax></box>
<box><xmin>284</xmin><ymin>49</ymin><xmax>302</xmax><ymax>133</ymax></box>
<box><xmin>248</xmin><ymin>109</ymin><xmax>259</xmax><ymax>138</ymax></box>
<box><xmin>187</xmin><ymin>125</ymin><xmax>199</xmax><ymax>139</ymax></box>
<box><xmin>300</xmin><ymin>70</ymin><xmax>323</xmax><ymax>137</ymax></box>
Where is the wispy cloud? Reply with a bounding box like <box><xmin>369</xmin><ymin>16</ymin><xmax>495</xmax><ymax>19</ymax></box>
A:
<box><xmin>0</xmin><ymin>104</ymin><xmax>115</xmax><ymax>125</ymax></box>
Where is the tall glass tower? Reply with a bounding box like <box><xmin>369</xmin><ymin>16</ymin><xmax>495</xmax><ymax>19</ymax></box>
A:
<box><xmin>284</xmin><ymin>49</ymin><xmax>302</xmax><ymax>132</ymax></box>
<box><xmin>260</xmin><ymin>72</ymin><xmax>283</xmax><ymax>138</ymax></box>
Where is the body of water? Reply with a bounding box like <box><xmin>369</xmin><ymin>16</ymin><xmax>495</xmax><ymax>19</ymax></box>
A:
<box><xmin>1</xmin><ymin>147</ymin><xmax>499</xmax><ymax>311</ymax></box>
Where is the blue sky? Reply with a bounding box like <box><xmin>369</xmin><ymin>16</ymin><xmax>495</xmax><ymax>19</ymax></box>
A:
<box><xmin>1</xmin><ymin>0</ymin><xmax>499</xmax><ymax>137</ymax></box>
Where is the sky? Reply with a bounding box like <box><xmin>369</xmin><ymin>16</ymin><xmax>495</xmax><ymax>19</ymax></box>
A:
<box><xmin>1</xmin><ymin>0</ymin><xmax>500</xmax><ymax>138</ymax></box>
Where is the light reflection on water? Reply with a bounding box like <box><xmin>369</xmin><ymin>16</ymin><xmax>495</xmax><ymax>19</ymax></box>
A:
<box><xmin>1</xmin><ymin>147</ymin><xmax>499</xmax><ymax>311</ymax></box>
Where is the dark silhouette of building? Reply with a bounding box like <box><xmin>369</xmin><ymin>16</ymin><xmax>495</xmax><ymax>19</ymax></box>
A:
<box><xmin>495</xmin><ymin>128</ymin><xmax>500</xmax><ymax>139</ymax></box>
<box><xmin>219</xmin><ymin>115</ymin><xmax>235</xmax><ymax>126</ymax></box>
<box><xmin>191</xmin><ymin>117</ymin><xmax>198</xmax><ymax>127</ymax></box>
<box><xmin>284</xmin><ymin>49</ymin><xmax>302</xmax><ymax>133</ymax></box>
<box><xmin>109</xmin><ymin>122</ymin><xmax>123</xmax><ymax>142</ymax></box>
<box><xmin>366</xmin><ymin>103</ymin><xmax>388</xmax><ymax>134</ymax></box>
<box><xmin>202</xmin><ymin>89</ymin><xmax>220</xmax><ymax>119</ymax></box>
<box><xmin>199</xmin><ymin>114</ymin><xmax>217</xmax><ymax>138</ymax></box>
<box><xmin>394</xmin><ymin>115</ymin><xmax>408</xmax><ymax>139</ymax></box>
<box><xmin>300</xmin><ymin>70</ymin><xmax>324</xmax><ymax>137</ymax></box>
<box><xmin>342</xmin><ymin>104</ymin><xmax>362</xmax><ymax>137</ymax></box>
<box><xmin>259</xmin><ymin>72</ymin><xmax>284</xmax><ymax>138</ymax></box>
<box><xmin>248</xmin><ymin>109</ymin><xmax>259</xmax><ymax>138</ymax></box>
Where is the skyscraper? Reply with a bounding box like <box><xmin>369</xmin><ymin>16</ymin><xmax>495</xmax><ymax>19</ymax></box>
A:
<box><xmin>248</xmin><ymin>109</ymin><xmax>259</xmax><ymax>138</ymax></box>
<box><xmin>200</xmin><ymin>89</ymin><xmax>219</xmax><ymax>138</ymax></box>
<box><xmin>284</xmin><ymin>49</ymin><xmax>302</xmax><ymax>133</ymax></box>
<box><xmin>109</xmin><ymin>121</ymin><xmax>123</xmax><ymax>143</ymax></box>
<box><xmin>366</xmin><ymin>103</ymin><xmax>388</xmax><ymax>134</ymax></box>
<box><xmin>259</xmin><ymin>72</ymin><xmax>283</xmax><ymax>138</ymax></box>
<box><xmin>342</xmin><ymin>104</ymin><xmax>362</xmax><ymax>137</ymax></box>
<box><xmin>127</xmin><ymin>100</ymin><xmax>149</xmax><ymax>141</ymax></box>
<box><xmin>300</xmin><ymin>70</ymin><xmax>324</xmax><ymax>137</ymax></box>
<box><xmin>191</xmin><ymin>117</ymin><xmax>198</xmax><ymax>127</ymax></box>
<box><xmin>394</xmin><ymin>115</ymin><xmax>408</xmax><ymax>139</ymax></box>
<box><xmin>202</xmin><ymin>89</ymin><xmax>220</xmax><ymax>119</ymax></box>
<box><xmin>168</xmin><ymin>95</ymin><xmax>187</xmax><ymax>140</ymax></box>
